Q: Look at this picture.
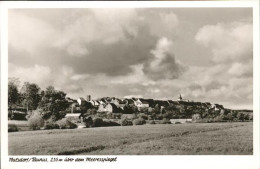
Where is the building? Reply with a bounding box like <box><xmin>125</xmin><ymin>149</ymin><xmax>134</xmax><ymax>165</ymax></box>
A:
<box><xmin>177</xmin><ymin>94</ymin><xmax>189</xmax><ymax>102</ymax></box>
<box><xmin>98</xmin><ymin>104</ymin><xmax>107</xmax><ymax>112</ymax></box>
<box><xmin>110</xmin><ymin>98</ymin><xmax>125</xmax><ymax>109</ymax></box>
<box><xmin>134</xmin><ymin>99</ymin><xmax>149</xmax><ymax>109</ymax></box>
<box><xmin>90</xmin><ymin>100</ymin><xmax>100</xmax><ymax>107</ymax></box>
<box><xmin>77</xmin><ymin>97</ymin><xmax>87</xmax><ymax>106</ymax></box>
<box><xmin>105</xmin><ymin>103</ymin><xmax>121</xmax><ymax>113</ymax></box>
<box><xmin>170</xmin><ymin>119</ymin><xmax>192</xmax><ymax>124</ymax></box>
<box><xmin>65</xmin><ymin>113</ymin><xmax>83</xmax><ymax>124</ymax></box>
<box><xmin>86</xmin><ymin>95</ymin><xmax>91</xmax><ymax>101</ymax></box>
<box><xmin>124</xmin><ymin>98</ymin><xmax>135</xmax><ymax>105</ymax></box>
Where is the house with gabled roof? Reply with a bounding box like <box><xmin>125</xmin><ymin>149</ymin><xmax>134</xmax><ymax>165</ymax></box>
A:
<box><xmin>97</xmin><ymin>97</ymin><xmax>109</xmax><ymax>105</ymax></box>
<box><xmin>105</xmin><ymin>103</ymin><xmax>122</xmax><ymax>113</ymax></box>
<box><xmin>110</xmin><ymin>98</ymin><xmax>126</xmax><ymax>110</ymax></box>
<box><xmin>124</xmin><ymin>98</ymin><xmax>135</xmax><ymax>105</ymax></box>
<box><xmin>77</xmin><ymin>97</ymin><xmax>87</xmax><ymax>106</ymax></box>
<box><xmin>134</xmin><ymin>98</ymin><xmax>149</xmax><ymax>109</ymax></box>
<box><xmin>142</xmin><ymin>99</ymin><xmax>155</xmax><ymax>107</ymax></box>
<box><xmin>98</xmin><ymin>104</ymin><xmax>107</xmax><ymax>112</ymax></box>
<box><xmin>90</xmin><ymin>100</ymin><xmax>100</xmax><ymax>107</ymax></box>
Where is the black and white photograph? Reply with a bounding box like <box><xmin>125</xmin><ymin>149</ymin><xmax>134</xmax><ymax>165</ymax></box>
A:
<box><xmin>1</xmin><ymin>1</ymin><xmax>260</xmax><ymax>169</ymax></box>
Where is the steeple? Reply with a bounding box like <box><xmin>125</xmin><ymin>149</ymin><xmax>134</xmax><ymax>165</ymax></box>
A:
<box><xmin>178</xmin><ymin>94</ymin><xmax>183</xmax><ymax>101</ymax></box>
<box><xmin>179</xmin><ymin>94</ymin><xmax>182</xmax><ymax>100</ymax></box>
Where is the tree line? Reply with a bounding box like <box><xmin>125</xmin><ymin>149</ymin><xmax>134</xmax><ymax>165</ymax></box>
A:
<box><xmin>8</xmin><ymin>77</ymin><xmax>69</xmax><ymax>121</ymax></box>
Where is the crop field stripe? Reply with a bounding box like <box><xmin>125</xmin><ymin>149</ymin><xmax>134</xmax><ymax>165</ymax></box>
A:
<box><xmin>55</xmin><ymin>124</ymin><xmax>247</xmax><ymax>155</ymax></box>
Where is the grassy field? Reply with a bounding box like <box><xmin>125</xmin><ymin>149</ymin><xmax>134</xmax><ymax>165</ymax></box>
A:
<box><xmin>8</xmin><ymin>122</ymin><xmax>253</xmax><ymax>155</ymax></box>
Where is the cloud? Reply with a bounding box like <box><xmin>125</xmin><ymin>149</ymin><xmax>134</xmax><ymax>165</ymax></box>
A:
<box><xmin>195</xmin><ymin>21</ymin><xmax>253</xmax><ymax>63</ymax></box>
<box><xmin>191</xmin><ymin>20</ymin><xmax>253</xmax><ymax>108</ymax></box>
<box><xmin>228</xmin><ymin>61</ymin><xmax>253</xmax><ymax>77</ymax></box>
<box><xmin>143</xmin><ymin>37</ymin><xmax>186</xmax><ymax>80</ymax></box>
<box><xmin>8</xmin><ymin>11</ymin><xmax>57</xmax><ymax>56</ymax></box>
<box><xmin>8</xmin><ymin>9</ymin><xmax>253</xmax><ymax>109</ymax></box>
<box><xmin>8</xmin><ymin>64</ymin><xmax>52</xmax><ymax>88</ymax></box>
<box><xmin>9</xmin><ymin>9</ymin><xmax>181</xmax><ymax>77</ymax></box>
<box><xmin>124</xmin><ymin>95</ymin><xmax>143</xmax><ymax>99</ymax></box>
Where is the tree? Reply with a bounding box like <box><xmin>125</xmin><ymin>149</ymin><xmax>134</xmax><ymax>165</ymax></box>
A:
<box><xmin>38</xmin><ymin>86</ymin><xmax>69</xmax><ymax>120</ymax></box>
<box><xmin>8</xmin><ymin>78</ymin><xmax>20</xmax><ymax>109</ymax></box>
<box><xmin>162</xmin><ymin>111</ymin><xmax>173</xmax><ymax>119</ymax></box>
<box><xmin>79</xmin><ymin>101</ymin><xmax>93</xmax><ymax>114</ymax></box>
<box><xmin>237</xmin><ymin>112</ymin><xmax>245</xmax><ymax>121</ymax></box>
<box><xmin>124</xmin><ymin>104</ymin><xmax>138</xmax><ymax>114</ymax></box>
<box><xmin>20</xmin><ymin>82</ymin><xmax>41</xmax><ymax>112</ymax></box>
<box><xmin>154</xmin><ymin>104</ymin><xmax>161</xmax><ymax>114</ymax></box>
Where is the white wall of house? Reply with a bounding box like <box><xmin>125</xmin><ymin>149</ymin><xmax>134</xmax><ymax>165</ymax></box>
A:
<box><xmin>106</xmin><ymin>104</ymin><xmax>113</xmax><ymax>112</ymax></box>
<box><xmin>170</xmin><ymin>119</ymin><xmax>192</xmax><ymax>124</ymax></box>
<box><xmin>98</xmin><ymin>104</ymin><xmax>106</xmax><ymax>112</ymax></box>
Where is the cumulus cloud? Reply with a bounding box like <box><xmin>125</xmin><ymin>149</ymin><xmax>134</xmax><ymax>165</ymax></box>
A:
<box><xmin>190</xmin><ymin>20</ymin><xmax>253</xmax><ymax>108</ymax></box>
<box><xmin>8</xmin><ymin>8</ymin><xmax>253</xmax><ymax>109</ymax></box>
<box><xmin>8</xmin><ymin>11</ymin><xmax>57</xmax><ymax>56</ymax></box>
<box><xmin>8</xmin><ymin>64</ymin><xmax>52</xmax><ymax>88</ymax></box>
<box><xmin>228</xmin><ymin>61</ymin><xmax>253</xmax><ymax>77</ymax></box>
<box><xmin>195</xmin><ymin>21</ymin><xmax>253</xmax><ymax>63</ymax></box>
<box><xmin>9</xmin><ymin>9</ymin><xmax>181</xmax><ymax>77</ymax></box>
<box><xmin>124</xmin><ymin>95</ymin><xmax>143</xmax><ymax>99</ymax></box>
<box><xmin>8</xmin><ymin>64</ymin><xmax>84</xmax><ymax>96</ymax></box>
<box><xmin>143</xmin><ymin>37</ymin><xmax>186</xmax><ymax>80</ymax></box>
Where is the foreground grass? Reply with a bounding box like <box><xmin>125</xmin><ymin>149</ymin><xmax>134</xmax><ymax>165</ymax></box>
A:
<box><xmin>9</xmin><ymin>122</ymin><xmax>252</xmax><ymax>155</ymax></box>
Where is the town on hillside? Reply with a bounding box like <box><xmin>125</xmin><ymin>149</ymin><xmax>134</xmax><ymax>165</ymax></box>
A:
<box><xmin>62</xmin><ymin>94</ymin><xmax>227</xmax><ymax>123</ymax></box>
<box><xmin>69</xmin><ymin>94</ymin><xmax>224</xmax><ymax>114</ymax></box>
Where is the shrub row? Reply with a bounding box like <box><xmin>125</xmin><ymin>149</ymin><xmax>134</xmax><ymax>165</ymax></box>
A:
<box><xmin>8</xmin><ymin>124</ymin><xmax>18</xmax><ymax>132</ymax></box>
<box><xmin>133</xmin><ymin>118</ymin><xmax>146</xmax><ymax>125</ymax></box>
<box><xmin>84</xmin><ymin>117</ymin><xmax>121</xmax><ymax>128</ymax></box>
<box><xmin>121</xmin><ymin>118</ymin><xmax>133</xmax><ymax>126</ymax></box>
<box><xmin>27</xmin><ymin>111</ymin><xmax>78</xmax><ymax>130</ymax></box>
<box><xmin>55</xmin><ymin>118</ymin><xmax>78</xmax><ymax>129</ymax></box>
<box><xmin>43</xmin><ymin>118</ymin><xmax>78</xmax><ymax>130</ymax></box>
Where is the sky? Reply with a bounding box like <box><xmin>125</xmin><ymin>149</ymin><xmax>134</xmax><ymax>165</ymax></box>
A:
<box><xmin>8</xmin><ymin>8</ymin><xmax>253</xmax><ymax>109</ymax></box>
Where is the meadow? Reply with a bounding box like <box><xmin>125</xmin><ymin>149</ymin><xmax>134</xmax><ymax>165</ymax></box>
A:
<box><xmin>8</xmin><ymin>122</ymin><xmax>253</xmax><ymax>155</ymax></box>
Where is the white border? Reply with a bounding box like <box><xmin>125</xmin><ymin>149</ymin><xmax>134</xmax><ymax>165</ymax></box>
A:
<box><xmin>1</xmin><ymin>1</ymin><xmax>259</xmax><ymax>169</ymax></box>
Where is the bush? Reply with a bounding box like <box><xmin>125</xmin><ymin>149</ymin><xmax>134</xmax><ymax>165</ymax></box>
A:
<box><xmin>127</xmin><ymin>120</ymin><xmax>133</xmax><ymax>126</ymax></box>
<box><xmin>84</xmin><ymin>116</ymin><xmax>93</xmax><ymax>128</ymax></box>
<box><xmin>133</xmin><ymin>118</ymin><xmax>146</xmax><ymax>125</ymax></box>
<box><xmin>138</xmin><ymin>113</ymin><xmax>148</xmax><ymax>120</ymax></box>
<box><xmin>149</xmin><ymin>120</ymin><xmax>156</xmax><ymax>125</ymax></box>
<box><xmin>56</xmin><ymin>118</ymin><xmax>78</xmax><ymax>129</ymax></box>
<box><xmin>244</xmin><ymin>113</ymin><xmax>250</xmax><ymax>121</ymax></box>
<box><xmin>156</xmin><ymin>114</ymin><xmax>163</xmax><ymax>120</ymax></box>
<box><xmin>249</xmin><ymin>113</ymin><xmax>253</xmax><ymax>121</ymax></box>
<box><xmin>92</xmin><ymin>117</ymin><xmax>103</xmax><ymax>127</ymax></box>
<box><xmin>192</xmin><ymin>114</ymin><xmax>201</xmax><ymax>121</ymax></box>
<box><xmin>102</xmin><ymin>119</ymin><xmax>121</xmax><ymax>127</ymax></box>
<box><xmin>8</xmin><ymin>124</ymin><xmax>18</xmax><ymax>132</ymax></box>
<box><xmin>121</xmin><ymin>118</ymin><xmax>133</xmax><ymax>126</ymax></box>
<box><xmin>213</xmin><ymin>115</ymin><xmax>224</xmax><ymax>122</ymax></box>
<box><xmin>44</xmin><ymin>119</ymin><xmax>59</xmax><ymax>130</ymax></box>
<box><xmin>237</xmin><ymin>112</ymin><xmax>245</xmax><ymax>121</ymax></box>
<box><xmin>159</xmin><ymin>118</ymin><xmax>171</xmax><ymax>124</ymax></box>
<box><xmin>121</xmin><ymin>114</ymin><xmax>137</xmax><ymax>120</ymax></box>
<box><xmin>111</xmin><ymin>113</ymin><xmax>122</xmax><ymax>119</ymax></box>
<box><xmin>162</xmin><ymin>112</ymin><xmax>173</xmax><ymax>119</ymax></box>
<box><xmin>28</xmin><ymin>111</ymin><xmax>44</xmax><ymax>130</ymax></box>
